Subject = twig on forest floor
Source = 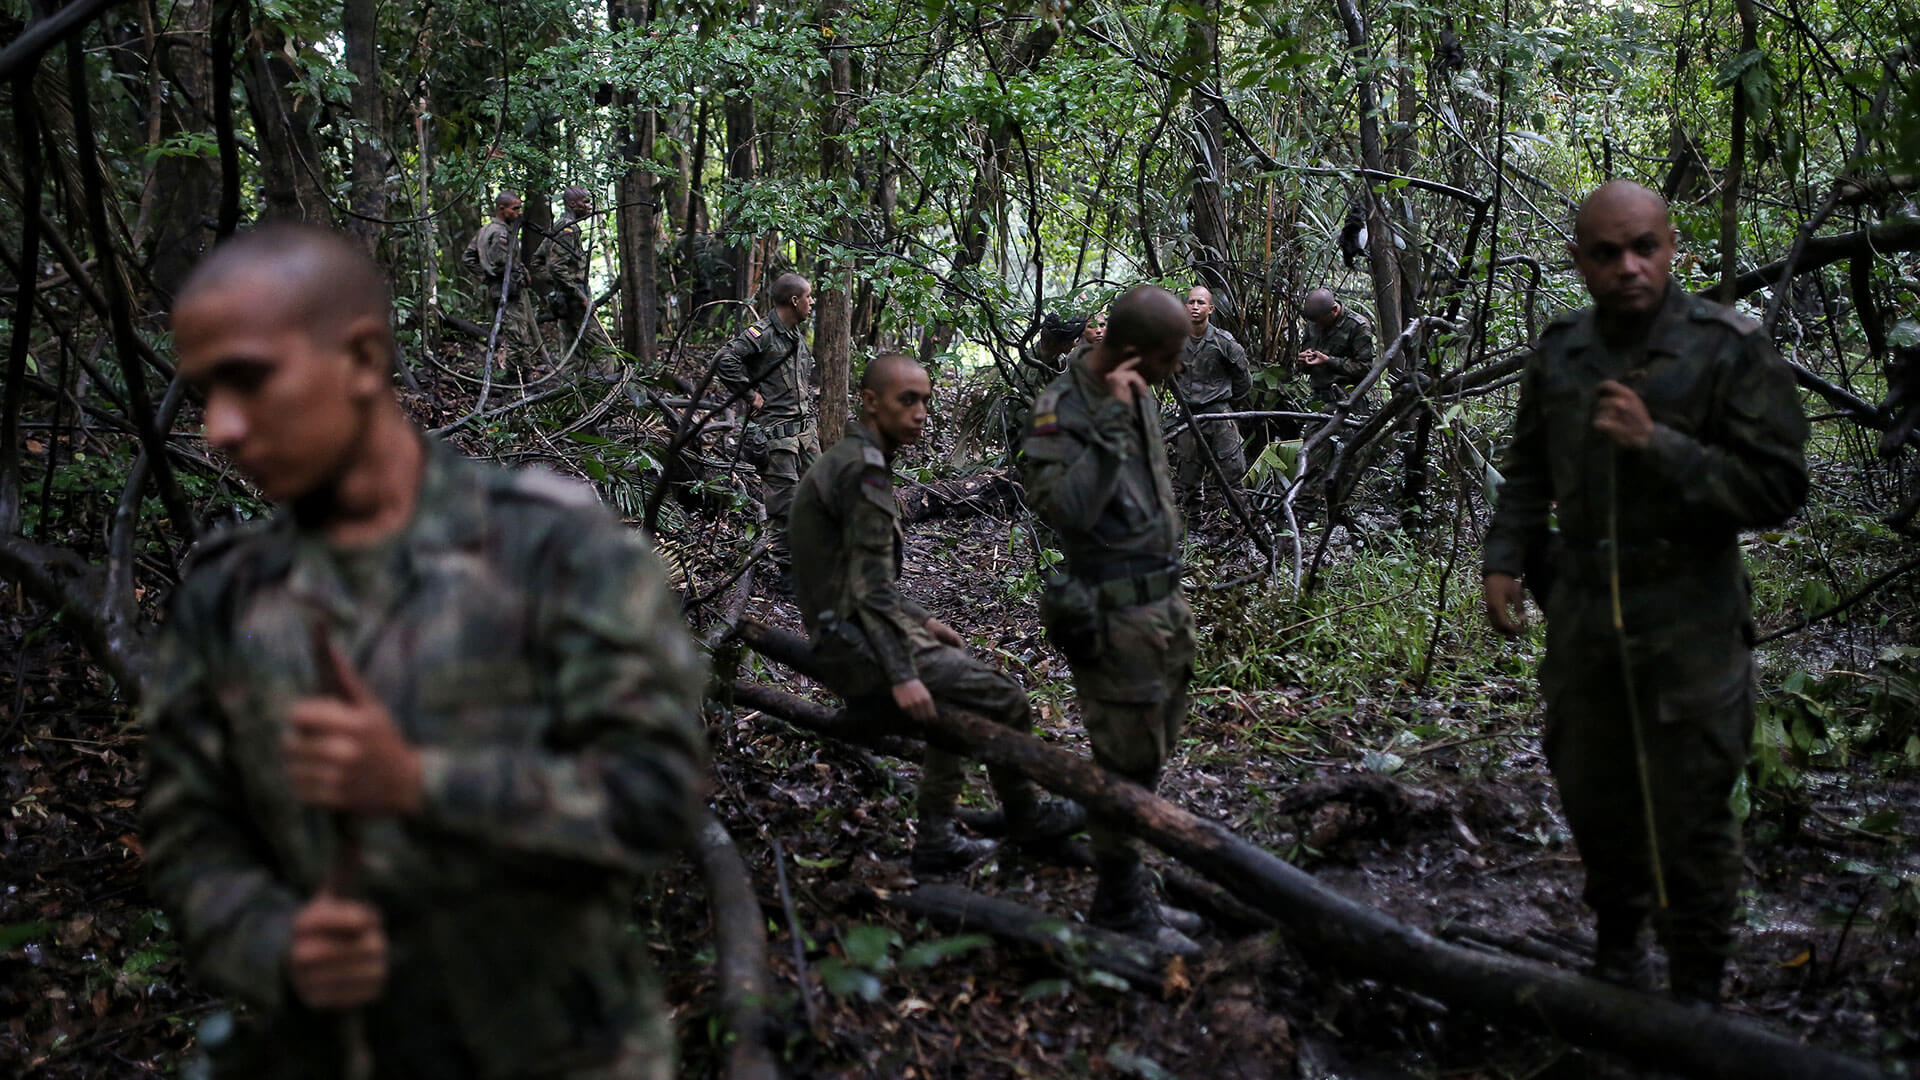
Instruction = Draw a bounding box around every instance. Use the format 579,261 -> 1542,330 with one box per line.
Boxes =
770,838 -> 820,1034
1754,552 -> 1920,645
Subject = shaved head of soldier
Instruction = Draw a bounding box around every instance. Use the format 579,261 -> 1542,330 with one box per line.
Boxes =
859,352 -> 932,454
562,186 -> 593,215
770,273 -> 814,327
1568,180 -> 1676,321
494,191 -> 523,223
174,225 -> 416,512
1185,286 -> 1216,334
1302,289 -> 1339,325
1098,285 -> 1188,386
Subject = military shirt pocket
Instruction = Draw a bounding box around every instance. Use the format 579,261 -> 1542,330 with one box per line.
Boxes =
1655,651 -> 1753,726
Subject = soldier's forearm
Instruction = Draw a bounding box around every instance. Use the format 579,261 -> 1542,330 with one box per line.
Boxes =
1032,447 -> 1125,534
1641,424 -> 1809,530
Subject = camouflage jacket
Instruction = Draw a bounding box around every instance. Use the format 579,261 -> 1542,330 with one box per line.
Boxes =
1302,309 -> 1375,393
1174,323 -> 1251,408
1484,283 -> 1809,638
713,312 -> 815,426
788,423 -> 932,688
1022,346 -> 1184,577
140,441 -> 708,1078
462,220 -> 518,287
531,212 -> 592,294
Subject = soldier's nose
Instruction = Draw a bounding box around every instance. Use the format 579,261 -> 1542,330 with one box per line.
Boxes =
202,396 -> 248,451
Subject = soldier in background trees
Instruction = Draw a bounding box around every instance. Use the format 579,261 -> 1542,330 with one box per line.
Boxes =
1170,285 -> 1252,522
530,185 -> 618,375
713,273 -> 821,584
461,191 -> 543,371
1298,288 -> 1376,406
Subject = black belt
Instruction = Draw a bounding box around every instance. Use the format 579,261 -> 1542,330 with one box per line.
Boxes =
1071,557 -> 1181,608
761,417 -> 813,439
1552,537 -> 1733,587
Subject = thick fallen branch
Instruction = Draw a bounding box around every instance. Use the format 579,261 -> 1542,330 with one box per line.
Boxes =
873,883 -> 1165,988
693,813 -> 779,1080
1704,217 -> 1920,302
726,619 -> 1885,1080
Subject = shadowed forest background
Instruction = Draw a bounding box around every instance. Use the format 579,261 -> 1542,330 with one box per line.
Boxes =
2,0 -> 1919,1075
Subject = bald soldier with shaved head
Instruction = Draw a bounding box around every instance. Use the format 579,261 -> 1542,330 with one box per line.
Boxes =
1022,285 -> 1206,955
143,224 -> 707,1077
1483,180 -> 1809,1003
789,353 -> 1084,871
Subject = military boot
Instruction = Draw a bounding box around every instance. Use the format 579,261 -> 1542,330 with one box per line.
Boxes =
1590,909 -> 1653,991
1667,949 -> 1726,1006
911,816 -> 995,875
1090,857 -> 1201,957
997,780 -> 1087,850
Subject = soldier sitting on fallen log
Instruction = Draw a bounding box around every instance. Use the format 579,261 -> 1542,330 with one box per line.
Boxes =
787,352 -> 1085,873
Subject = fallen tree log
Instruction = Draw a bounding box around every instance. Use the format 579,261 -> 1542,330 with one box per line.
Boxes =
692,812 -> 780,1080
725,618 -> 1886,1080
872,883 -> 1166,989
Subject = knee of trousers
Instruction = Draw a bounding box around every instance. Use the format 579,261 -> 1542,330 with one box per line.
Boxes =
1082,698 -> 1170,783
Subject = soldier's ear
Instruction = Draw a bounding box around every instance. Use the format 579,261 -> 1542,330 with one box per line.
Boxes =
340,315 -> 396,395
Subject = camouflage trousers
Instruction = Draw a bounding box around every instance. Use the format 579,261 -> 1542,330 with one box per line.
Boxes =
1541,586 -> 1755,964
488,291 -> 544,370
761,423 -> 820,565
1171,402 -> 1246,515
1068,592 -> 1195,863
830,641 -> 1039,823
555,287 -> 617,367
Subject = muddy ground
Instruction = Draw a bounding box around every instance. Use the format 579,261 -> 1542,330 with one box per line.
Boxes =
4,355 -> 1917,1078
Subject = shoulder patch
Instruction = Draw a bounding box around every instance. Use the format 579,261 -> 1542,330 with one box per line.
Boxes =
1214,326 -> 1239,345
860,445 -> 887,469
1689,301 -> 1761,336
746,325 -> 762,339
503,466 -> 602,510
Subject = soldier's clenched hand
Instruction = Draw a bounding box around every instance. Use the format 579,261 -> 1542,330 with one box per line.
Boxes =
1483,572 -> 1528,636
283,642 -> 424,816
924,618 -> 965,649
1300,349 -> 1328,367
1104,356 -> 1149,405
288,895 -> 388,1010
891,678 -> 938,724
1592,380 -> 1654,449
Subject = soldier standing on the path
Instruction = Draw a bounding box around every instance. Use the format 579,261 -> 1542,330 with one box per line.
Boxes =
713,273 -> 819,582
1170,286 -> 1252,520
1021,285 -> 1206,956
530,185 -> 617,372
462,191 -> 543,371
1299,288 -> 1375,405
1483,180 -> 1809,1004
789,353 -> 1085,872
144,225 -> 708,1078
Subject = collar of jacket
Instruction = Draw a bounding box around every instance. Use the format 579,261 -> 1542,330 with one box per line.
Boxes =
1560,281 -> 1694,366
278,437 -> 489,615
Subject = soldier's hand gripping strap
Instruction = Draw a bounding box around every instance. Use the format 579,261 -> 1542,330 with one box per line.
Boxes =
1039,572 -> 1104,664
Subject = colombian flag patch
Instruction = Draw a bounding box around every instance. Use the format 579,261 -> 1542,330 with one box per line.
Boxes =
746,326 -> 762,339
1031,411 -> 1059,435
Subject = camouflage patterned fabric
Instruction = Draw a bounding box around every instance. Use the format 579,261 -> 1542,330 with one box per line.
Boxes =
531,211 -> 616,356
141,441 -> 708,1079
1170,324 -> 1251,514
1485,282 -> 1809,973
788,422 -> 1043,823
463,219 -> 541,369
1301,308 -> 1375,403
1021,350 -> 1194,864
714,312 -> 819,561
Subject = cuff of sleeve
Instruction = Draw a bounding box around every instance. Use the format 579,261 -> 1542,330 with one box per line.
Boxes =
1641,423 -> 1699,474
1482,540 -> 1527,580
414,746 -> 467,834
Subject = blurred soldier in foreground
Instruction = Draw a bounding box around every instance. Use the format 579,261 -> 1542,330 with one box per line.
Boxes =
714,273 -> 819,582
143,225 -> 708,1077
789,353 -> 1084,872
462,190 -> 542,371
1022,286 -> 1204,956
1483,180 -> 1808,1003
1299,288 -> 1375,405
530,185 -> 618,373
1170,286 -> 1252,520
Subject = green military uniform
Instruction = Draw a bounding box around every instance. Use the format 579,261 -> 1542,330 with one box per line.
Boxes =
1302,308 -> 1375,404
1022,347 -> 1196,927
714,312 -> 819,565
789,423 -> 1049,851
530,211 -> 617,361
141,442 -> 708,1079
1170,323 -> 1251,514
462,219 -> 543,370
1485,282 -> 1808,996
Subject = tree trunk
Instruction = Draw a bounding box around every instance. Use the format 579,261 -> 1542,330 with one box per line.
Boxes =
1715,0 -> 1756,304
342,0 -> 386,256
1185,3 -> 1234,324
145,0 -> 217,308
814,0 -> 854,448
1334,0 -> 1403,338
240,20 -> 329,223
723,93 -> 759,308
611,0 -> 658,362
